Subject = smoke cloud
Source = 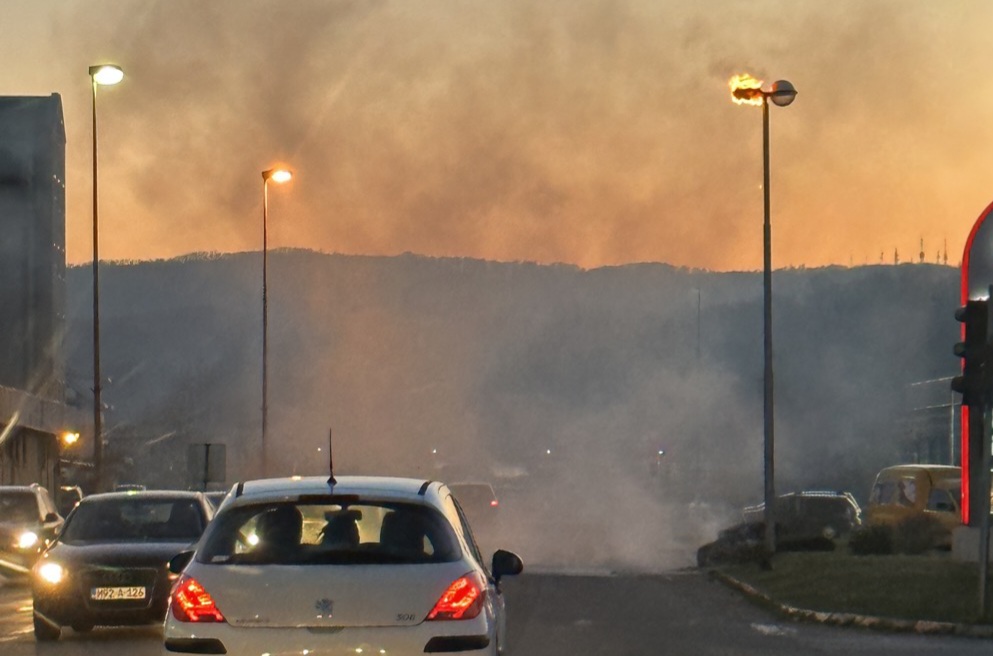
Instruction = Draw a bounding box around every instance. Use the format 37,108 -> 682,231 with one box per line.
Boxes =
4,0 -> 991,270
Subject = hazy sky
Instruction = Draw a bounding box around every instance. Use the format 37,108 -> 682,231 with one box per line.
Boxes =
4,0 -> 992,271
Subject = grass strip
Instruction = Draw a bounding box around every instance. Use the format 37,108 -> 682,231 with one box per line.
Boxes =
722,551 -> 993,625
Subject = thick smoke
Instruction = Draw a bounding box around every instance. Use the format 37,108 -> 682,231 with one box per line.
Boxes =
68,254 -> 957,572
2,0 -> 985,270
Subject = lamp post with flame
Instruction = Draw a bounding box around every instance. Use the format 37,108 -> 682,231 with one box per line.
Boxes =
729,74 -> 797,558
261,167 -> 292,477
88,64 -> 124,493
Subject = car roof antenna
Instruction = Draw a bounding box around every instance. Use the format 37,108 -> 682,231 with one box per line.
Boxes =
327,427 -> 337,487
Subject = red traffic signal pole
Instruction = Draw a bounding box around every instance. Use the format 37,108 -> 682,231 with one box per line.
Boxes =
959,203 -> 993,618
959,199 -> 993,526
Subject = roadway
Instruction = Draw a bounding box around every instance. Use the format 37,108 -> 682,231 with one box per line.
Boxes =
0,570 -> 989,655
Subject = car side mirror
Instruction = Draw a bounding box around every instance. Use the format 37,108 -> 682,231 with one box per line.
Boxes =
491,549 -> 523,582
43,512 -> 60,524
169,550 -> 195,574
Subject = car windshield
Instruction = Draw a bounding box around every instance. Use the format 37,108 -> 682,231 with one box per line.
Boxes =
199,500 -> 460,566
60,497 -> 205,544
0,492 -> 39,524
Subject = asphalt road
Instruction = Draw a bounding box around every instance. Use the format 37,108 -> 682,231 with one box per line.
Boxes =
1,569 -> 991,655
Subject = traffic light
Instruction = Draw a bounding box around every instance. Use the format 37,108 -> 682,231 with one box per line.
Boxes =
951,299 -> 990,405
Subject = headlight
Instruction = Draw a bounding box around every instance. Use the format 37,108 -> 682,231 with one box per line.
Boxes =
37,562 -> 64,585
17,531 -> 38,549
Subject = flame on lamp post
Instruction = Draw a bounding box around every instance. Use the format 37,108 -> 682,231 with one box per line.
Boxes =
729,73 -> 764,106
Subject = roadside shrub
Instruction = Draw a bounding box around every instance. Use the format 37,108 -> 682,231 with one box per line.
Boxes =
696,522 -> 767,567
848,524 -> 893,555
893,514 -> 947,555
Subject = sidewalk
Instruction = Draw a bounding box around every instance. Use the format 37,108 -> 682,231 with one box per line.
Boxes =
713,569 -> 993,638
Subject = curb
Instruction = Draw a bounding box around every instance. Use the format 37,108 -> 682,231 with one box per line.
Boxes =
711,569 -> 993,638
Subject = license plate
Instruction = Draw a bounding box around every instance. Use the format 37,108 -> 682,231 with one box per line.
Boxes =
91,586 -> 146,600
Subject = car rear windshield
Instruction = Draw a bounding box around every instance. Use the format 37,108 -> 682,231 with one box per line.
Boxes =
0,492 -> 39,524
60,498 -> 205,544
198,499 -> 461,566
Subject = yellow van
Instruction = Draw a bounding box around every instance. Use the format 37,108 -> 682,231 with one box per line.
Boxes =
865,464 -> 961,546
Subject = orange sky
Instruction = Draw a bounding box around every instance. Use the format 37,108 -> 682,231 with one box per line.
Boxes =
4,0 -> 993,271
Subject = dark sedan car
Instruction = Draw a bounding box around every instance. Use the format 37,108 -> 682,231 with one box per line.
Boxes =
31,490 -> 213,641
698,491 -> 863,567
742,490 -> 863,542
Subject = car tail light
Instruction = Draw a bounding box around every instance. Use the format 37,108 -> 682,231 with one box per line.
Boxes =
426,572 -> 486,620
171,576 -> 225,623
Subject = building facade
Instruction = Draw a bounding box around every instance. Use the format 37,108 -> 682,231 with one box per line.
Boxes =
0,94 -> 88,492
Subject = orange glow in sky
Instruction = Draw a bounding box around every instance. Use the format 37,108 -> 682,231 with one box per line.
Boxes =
3,0 -> 993,271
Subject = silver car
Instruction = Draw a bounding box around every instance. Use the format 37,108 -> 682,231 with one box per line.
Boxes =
163,475 -> 523,655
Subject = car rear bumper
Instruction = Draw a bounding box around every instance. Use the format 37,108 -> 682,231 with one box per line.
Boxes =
163,619 -> 496,655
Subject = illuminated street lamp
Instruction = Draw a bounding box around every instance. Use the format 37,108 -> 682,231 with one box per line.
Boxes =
261,167 -> 293,477
88,63 -> 124,493
61,431 -> 80,447
729,74 -> 797,558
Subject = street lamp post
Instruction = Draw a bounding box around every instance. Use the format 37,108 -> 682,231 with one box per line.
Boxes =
261,168 -> 292,478
88,64 -> 124,493
730,75 -> 797,559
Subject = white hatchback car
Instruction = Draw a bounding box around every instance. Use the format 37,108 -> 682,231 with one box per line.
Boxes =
163,475 -> 523,655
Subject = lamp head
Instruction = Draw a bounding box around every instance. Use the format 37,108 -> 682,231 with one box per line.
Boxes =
768,80 -> 797,107
89,65 -> 124,86
262,168 -> 293,184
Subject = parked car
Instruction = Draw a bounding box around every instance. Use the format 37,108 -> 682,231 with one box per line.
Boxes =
163,475 -> 524,656
864,464 -> 961,548
31,490 -> 214,641
0,484 -> 64,577
699,490 -> 863,567
743,490 -> 863,542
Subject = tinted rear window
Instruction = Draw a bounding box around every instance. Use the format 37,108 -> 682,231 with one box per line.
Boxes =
198,499 -> 460,565
61,498 -> 205,543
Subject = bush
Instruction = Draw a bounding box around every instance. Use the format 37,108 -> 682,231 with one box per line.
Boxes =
848,524 -> 893,555
893,514 -> 948,555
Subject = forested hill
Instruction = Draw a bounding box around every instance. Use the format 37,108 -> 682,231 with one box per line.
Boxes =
65,251 -> 959,505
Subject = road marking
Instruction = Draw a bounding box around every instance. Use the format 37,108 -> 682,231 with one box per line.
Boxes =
750,623 -> 796,637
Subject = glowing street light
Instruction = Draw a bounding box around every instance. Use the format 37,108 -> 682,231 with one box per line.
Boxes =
261,167 -> 293,477
267,169 -> 292,184
61,431 -> 80,446
90,65 -> 124,86
729,73 -> 797,559
88,63 -> 124,493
